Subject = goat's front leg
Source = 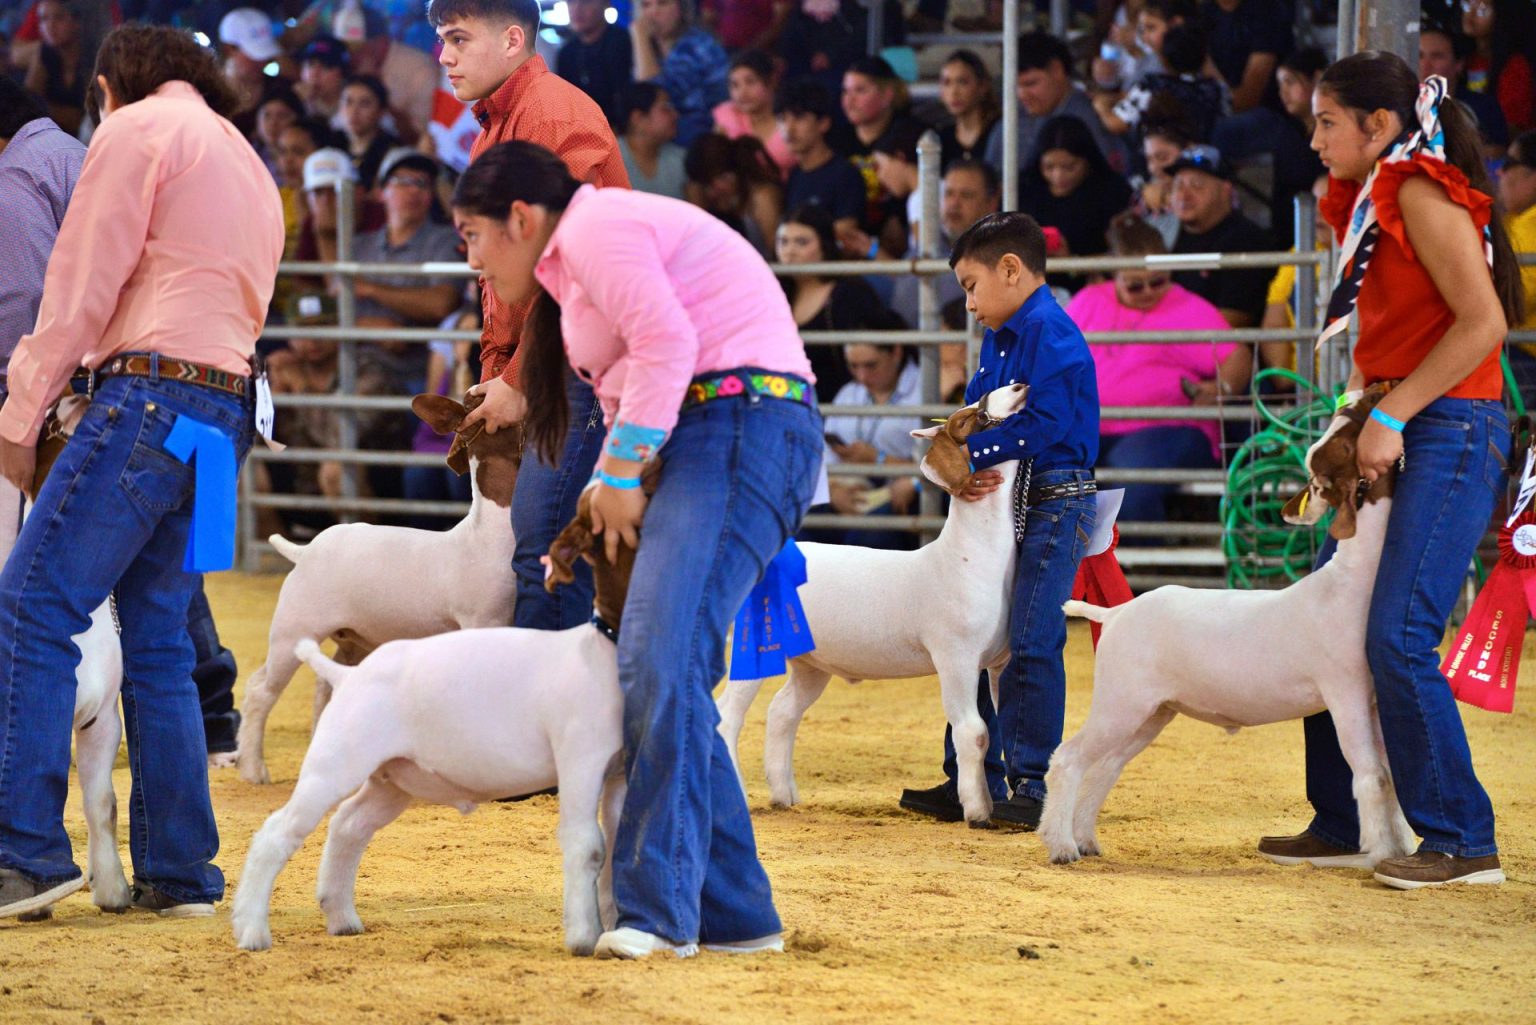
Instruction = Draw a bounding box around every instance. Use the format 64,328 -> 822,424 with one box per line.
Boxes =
1329,686 -> 1417,863
237,652 -> 300,784
937,659 -> 993,827
714,674 -> 768,789
762,663 -> 831,808
316,777 -> 412,938
76,710 -> 130,912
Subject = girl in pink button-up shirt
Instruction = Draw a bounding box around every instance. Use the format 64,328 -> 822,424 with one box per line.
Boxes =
454,140 -> 820,958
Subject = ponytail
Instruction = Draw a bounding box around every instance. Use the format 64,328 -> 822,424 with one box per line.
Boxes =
517,291 -> 570,466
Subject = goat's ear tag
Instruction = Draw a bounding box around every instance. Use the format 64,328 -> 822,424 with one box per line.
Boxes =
1297,491 -> 1308,516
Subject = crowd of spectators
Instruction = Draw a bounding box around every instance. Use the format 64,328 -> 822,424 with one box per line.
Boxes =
7,0 -> 1536,544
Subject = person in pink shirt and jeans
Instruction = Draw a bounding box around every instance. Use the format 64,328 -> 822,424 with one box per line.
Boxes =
0,25 -> 283,922
1065,212 -> 1250,531
453,141 -> 821,960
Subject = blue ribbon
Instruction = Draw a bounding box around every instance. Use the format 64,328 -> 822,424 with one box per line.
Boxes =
162,414 -> 237,573
730,540 -> 816,680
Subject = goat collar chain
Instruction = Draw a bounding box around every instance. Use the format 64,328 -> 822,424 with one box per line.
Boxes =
590,613 -> 619,643
1011,458 -> 1034,545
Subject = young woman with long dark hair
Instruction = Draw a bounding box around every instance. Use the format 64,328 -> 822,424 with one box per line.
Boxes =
1258,51 -> 1523,889
0,24 -> 283,919
453,140 -> 820,957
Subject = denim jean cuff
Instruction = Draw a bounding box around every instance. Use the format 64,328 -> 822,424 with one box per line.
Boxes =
1305,816 -> 1360,851
1418,839 -> 1499,859
0,859 -> 82,888
139,877 -> 222,905
1014,779 -> 1047,802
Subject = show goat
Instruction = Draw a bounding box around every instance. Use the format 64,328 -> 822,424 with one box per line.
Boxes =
716,384 -> 1028,826
236,394 -> 521,784
1040,385 -> 1416,866
231,475 -> 649,954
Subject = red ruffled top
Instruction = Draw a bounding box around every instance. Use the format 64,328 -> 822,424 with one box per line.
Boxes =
1319,154 -> 1502,400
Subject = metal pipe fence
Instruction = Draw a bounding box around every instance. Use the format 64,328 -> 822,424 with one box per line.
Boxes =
242,173 -> 1337,585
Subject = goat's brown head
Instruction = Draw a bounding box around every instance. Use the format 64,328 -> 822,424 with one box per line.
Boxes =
1281,383 -> 1398,540
32,394 -> 92,498
542,460 -> 664,633
909,383 -> 1029,496
411,392 -> 524,508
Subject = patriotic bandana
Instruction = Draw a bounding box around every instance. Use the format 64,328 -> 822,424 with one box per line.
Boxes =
1316,75 -> 1494,351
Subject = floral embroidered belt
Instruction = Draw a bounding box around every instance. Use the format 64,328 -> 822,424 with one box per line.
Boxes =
683,368 -> 814,411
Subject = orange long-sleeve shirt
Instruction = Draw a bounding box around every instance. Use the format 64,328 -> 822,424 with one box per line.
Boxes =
468,55 -> 630,386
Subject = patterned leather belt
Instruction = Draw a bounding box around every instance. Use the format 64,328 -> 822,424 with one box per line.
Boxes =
1027,480 -> 1097,505
95,354 -> 249,398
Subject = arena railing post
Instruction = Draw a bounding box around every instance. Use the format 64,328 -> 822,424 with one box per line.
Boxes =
334,177 -> 360,523
917,129 -> 944,544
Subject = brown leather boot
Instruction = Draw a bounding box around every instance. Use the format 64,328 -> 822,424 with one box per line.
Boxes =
1373,851 -> 1504,889
1257,830 -> 1374,869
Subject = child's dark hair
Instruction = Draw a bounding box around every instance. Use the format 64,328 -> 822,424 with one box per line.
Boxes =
614,80 -> 665,133
782,203 -> 841,263
1016,30 -> 1073,75
776,76 -> 835,119
342,74 -> 389,109
1160,23 -> 1206,76
452,141 -> 581,461
427,0 -> 541,31
948,211 -> 1047,276
730,49 -> 776,85
1318,50 -> 1524,326
285,115 -> 340,150
944,157 -> 1000,197
1279,46 -> 1328,78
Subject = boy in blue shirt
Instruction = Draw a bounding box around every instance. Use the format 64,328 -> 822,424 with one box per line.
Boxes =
900,211 -> 1100,828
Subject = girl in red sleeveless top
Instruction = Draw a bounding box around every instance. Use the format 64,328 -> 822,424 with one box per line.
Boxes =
1256,51 -> 1526,889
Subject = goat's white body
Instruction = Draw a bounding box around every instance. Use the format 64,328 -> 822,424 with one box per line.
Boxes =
237,468 -> 517,783
716,461 -> 1018,825
231,625 -> 625,954
1041,498 -> 1416,864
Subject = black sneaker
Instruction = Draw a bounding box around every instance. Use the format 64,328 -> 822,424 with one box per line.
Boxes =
130,881 -> 214,918
990,792 -> 1043,831
0,868 -> 84,920
898,780 -> 964,822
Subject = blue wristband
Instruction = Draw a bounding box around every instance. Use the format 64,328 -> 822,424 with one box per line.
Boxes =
1369,408 -> 1405,432
866,238 -> 880,260
594,468 -> 643,490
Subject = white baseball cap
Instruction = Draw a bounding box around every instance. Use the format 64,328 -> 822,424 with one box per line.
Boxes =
303,148 -> 358,191
219,8 -> 282,62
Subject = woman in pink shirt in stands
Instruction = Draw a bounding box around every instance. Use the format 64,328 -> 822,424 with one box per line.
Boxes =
0,25 -> 283,922
1065,212 -> 1249,531
453,141 -> 820,960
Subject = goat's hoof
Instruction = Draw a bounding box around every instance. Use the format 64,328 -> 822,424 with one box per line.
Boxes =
326,916 -> 364,937
566,932 -> 600,957
207,750 -> 238,770
91,878 -> 132,912
1044,840 -> 1081,864
1077,840 -> 1102,858
967,818 -> 996,830
17,906 -> 53,922
238,761 -> 271,785
232,918 -> 274,951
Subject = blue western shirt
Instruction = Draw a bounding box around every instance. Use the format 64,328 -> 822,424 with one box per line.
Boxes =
962,284 -> 1099,472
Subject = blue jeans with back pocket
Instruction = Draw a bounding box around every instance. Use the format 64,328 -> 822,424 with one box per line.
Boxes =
1302,397 -> 1507,857
0,374 -> 251,901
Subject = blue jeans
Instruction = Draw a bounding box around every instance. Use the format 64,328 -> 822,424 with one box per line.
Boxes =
0,375 -> 252,900
1302,398 -> 1506,858
940,468 -> 1096,800
1098,426 -> 1216,533
511,373 -> 606,630
613,391 -> 821,944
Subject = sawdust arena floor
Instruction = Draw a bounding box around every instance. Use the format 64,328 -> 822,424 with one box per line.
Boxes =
2,571 -> 1533,1025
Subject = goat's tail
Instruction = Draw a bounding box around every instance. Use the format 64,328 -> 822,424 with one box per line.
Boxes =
269,535 -> 307,564
294,638 -> 353,690
1062,600 -> 1116,624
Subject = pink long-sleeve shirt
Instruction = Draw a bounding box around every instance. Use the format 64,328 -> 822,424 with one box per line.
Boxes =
0,81 -> 284,445
533,185 -> 812,451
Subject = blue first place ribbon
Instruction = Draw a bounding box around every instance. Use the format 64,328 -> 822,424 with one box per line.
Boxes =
162,414 -> 238,573
730,540 -> 817,681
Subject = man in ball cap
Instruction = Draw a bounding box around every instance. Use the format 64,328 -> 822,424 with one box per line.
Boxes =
1166,143 -> 1275,328
298,33 -> 351,124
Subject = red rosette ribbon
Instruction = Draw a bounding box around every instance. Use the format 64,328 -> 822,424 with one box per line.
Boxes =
1071,525 -> 1133,649
1440,510 -> 1536,713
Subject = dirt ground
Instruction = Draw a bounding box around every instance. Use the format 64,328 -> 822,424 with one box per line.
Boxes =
2,570 -> 1533,1025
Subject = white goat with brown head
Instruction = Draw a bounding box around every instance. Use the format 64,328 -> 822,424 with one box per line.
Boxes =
716,384 -> 1028,827
1041,385 -> 1417,867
